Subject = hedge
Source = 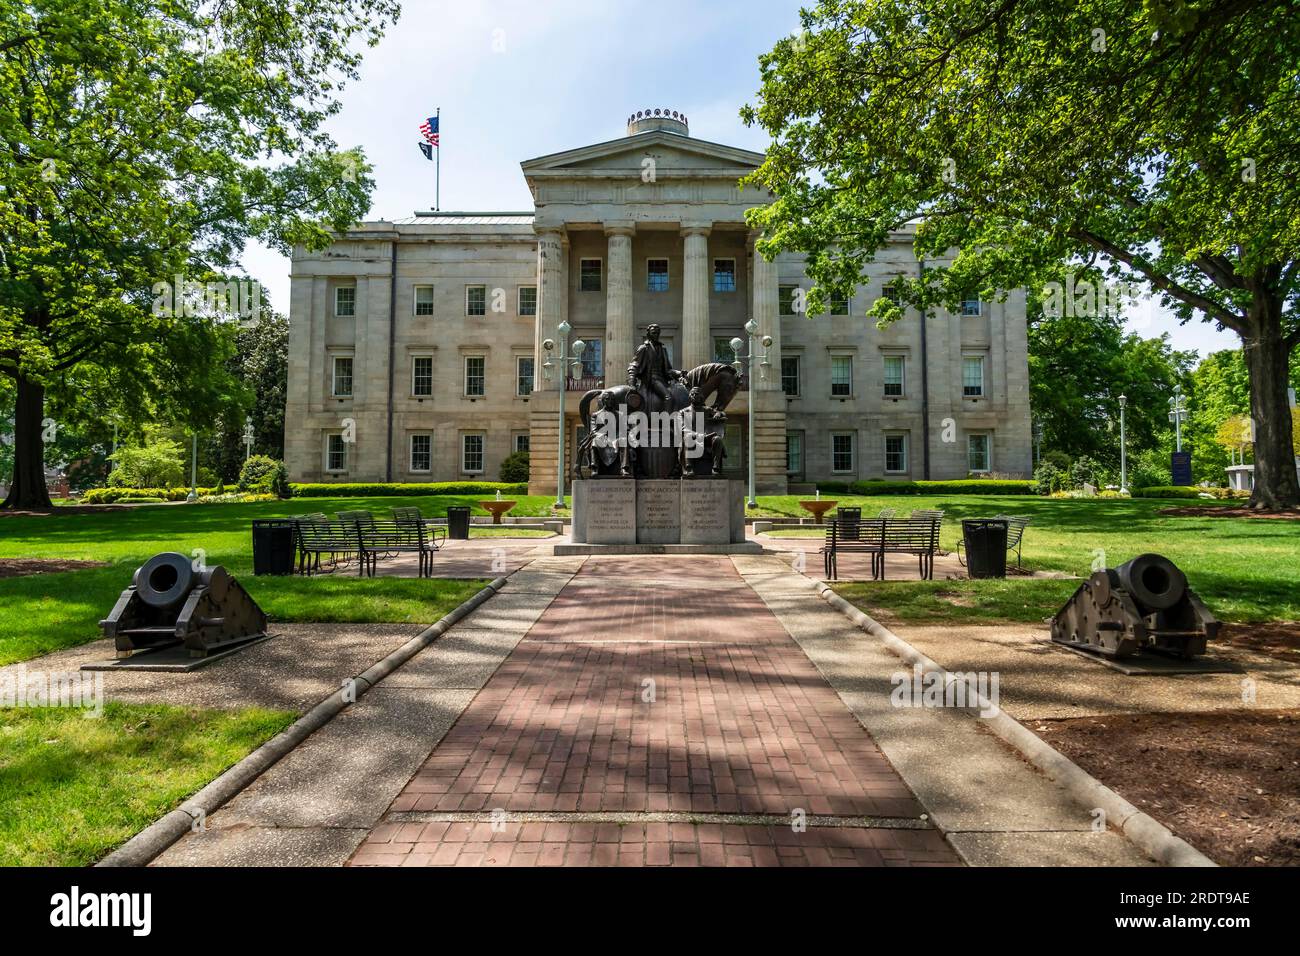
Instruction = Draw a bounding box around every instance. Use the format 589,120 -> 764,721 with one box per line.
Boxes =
289,481 -> 529,498
814,479 -> 1037,496
81,486 -> 218,504
1133,486 -> 1248,499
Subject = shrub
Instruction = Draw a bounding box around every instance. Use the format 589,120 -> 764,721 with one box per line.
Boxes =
814,482 -> 852,494
499,450 -> 530,484
238,455 -> 289,497
1133,486 -> 1247,499
1042,450 -> 1071,471
289,481 -> 528,498
1068,455 -> 1110,490
1032,461 -> 1068,494
845,479 -> 1037,495
107,436 -> 185,488
81,486 -> 217,504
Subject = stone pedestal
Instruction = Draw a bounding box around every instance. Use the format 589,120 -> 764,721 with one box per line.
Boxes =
567,478 -> 755,553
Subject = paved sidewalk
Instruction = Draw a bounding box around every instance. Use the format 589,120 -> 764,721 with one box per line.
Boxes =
350,556 -> 958,866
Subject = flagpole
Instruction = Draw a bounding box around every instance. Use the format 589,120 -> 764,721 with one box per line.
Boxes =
435,107 -> 441,211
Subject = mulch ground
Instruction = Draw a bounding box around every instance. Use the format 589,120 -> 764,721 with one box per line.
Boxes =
0,558 -> 110,579
1219,622 -> 1300,664
1034,709 -> 1300,866
1157,505 -> 1300,519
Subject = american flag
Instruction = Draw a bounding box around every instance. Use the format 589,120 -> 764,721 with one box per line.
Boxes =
419,116 -> 439,147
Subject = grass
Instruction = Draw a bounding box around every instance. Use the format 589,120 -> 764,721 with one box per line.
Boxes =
833,578 -> 1082,625
760,494 -> 1300,623
0,702 -> 295,866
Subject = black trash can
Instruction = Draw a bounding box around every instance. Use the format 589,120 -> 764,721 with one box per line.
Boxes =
446,506 -> 471,540
962,519 -> 1008,579
252,519 -> 297,575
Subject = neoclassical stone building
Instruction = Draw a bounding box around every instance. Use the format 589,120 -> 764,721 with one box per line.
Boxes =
284,111 -> 1032,493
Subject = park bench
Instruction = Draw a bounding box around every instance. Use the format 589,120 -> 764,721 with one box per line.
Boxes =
822,516 -> 941,581
390,506 -> 448,548
356,519 -> 440,578
295,518 -> 363,575
956,514 -> 1031,571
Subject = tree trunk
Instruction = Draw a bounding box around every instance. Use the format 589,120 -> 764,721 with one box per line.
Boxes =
1,375 -> 52,510
1243,300 -> 1300,510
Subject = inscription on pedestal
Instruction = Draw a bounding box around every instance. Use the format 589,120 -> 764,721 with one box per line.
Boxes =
636,480 -> 681,544
681,480 -> 732,544
585,480 -> 637,545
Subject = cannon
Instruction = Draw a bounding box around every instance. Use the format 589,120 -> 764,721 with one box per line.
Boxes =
100,552 -> 268,659
1050,553 -> 1219,659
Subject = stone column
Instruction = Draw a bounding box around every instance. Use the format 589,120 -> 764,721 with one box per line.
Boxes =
749,234 -> 789,494
530,227 -> 565,495
534,227 -> 565,378
604,222 -> 635,384
680,223 -> 712,370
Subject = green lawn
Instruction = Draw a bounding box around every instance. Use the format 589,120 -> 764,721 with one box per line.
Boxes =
833,578 -> 1082,625
760,494 -> 1300,623
0,702 -> 295,866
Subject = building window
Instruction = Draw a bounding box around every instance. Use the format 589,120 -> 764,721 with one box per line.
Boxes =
830,355 -> 853,397
713,336 -> 738,364
968,433 -> 991,473
334,286 -> 356,317
410,434 -> 431,472
961,297 -> 982,316
883,355 -> 905,397
514,433 -> 530,453
829,292 -> 850,315
779,284 -> 801,315
781,356 -> 800,396
831,433 -> 854,473
647,258 -> 669,292
465,285 -> 486,316
885,433 -> 908,474
462,434 -> 484,473
413,285 -> 434,316
331,356 -> 353,398
518,285 -> 537,316
464,355 -> 485,396
326,433 -> 347,472
517,356 -> 534,396
580,258 -> 602,292
962,355 -> 985,397
786,432 -> 803,475
579,338 -> 602,378
713,259 -> 736,292
411,356 -> 433,397
883,279 -> 904,306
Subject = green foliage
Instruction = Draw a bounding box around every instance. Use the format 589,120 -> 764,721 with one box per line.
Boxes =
1032,461 -> 1068,495
105,431 -> 186,488
1068,456 -> 1111,490
200,312 -> 290,480
238,455 -> 289,497
845,479 -> 1036,496
1134,486 -> 1247,499
290,482 -> 529,498
742,0 -> 1300,505
498,450 -> 530,484
81,486 -> 218,503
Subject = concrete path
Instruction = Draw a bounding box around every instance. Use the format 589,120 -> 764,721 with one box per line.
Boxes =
731,555 -> 1152,866
349,556 -> 957,866
152,556 -> 585,866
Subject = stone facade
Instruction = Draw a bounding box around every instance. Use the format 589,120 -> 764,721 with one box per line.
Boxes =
284,111 -> 1033,493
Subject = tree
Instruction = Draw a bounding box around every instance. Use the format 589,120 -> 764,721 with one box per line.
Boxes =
0,0 -> 396,508
200,309 -> 289,481
742,0 -> 1300,508
107,428 -> 186,488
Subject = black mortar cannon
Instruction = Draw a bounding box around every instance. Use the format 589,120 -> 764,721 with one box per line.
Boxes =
100,552 -> 268,658
1050,553 -> 1218,659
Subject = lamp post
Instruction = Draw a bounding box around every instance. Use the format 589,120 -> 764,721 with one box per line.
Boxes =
186,432 -> 198,502
243,415 -> 255,461
1032,418 -> 1043,466
730,318 -> 772,508
1118,394 -> 1128,494
541,319 -> 585,510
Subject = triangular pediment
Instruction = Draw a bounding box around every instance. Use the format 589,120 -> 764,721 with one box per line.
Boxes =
521,131 -> 765,177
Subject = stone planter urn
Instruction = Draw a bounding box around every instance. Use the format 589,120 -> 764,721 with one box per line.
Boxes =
478,500 -> 517,524
798,499 -> 837,523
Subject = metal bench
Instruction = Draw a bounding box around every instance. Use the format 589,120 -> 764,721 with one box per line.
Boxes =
295,518 -> 363,575
357,519 -> 440,578
822,516 -> 941,581
390,506 -> 448,549
956,514 -> 1031,570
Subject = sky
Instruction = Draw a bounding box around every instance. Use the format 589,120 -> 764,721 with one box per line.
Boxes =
240,0 -> 1239,359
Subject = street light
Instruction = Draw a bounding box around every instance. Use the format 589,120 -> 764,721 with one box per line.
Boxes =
730,318 -> 773,508
541,319 -> 585,510
1168,384 -> 1188,452
243,415 -> 255,461
186,431 -> 198,502
1118,394 -> 1128,494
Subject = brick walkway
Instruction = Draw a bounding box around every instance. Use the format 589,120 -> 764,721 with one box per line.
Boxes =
349,556 -> 959,866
